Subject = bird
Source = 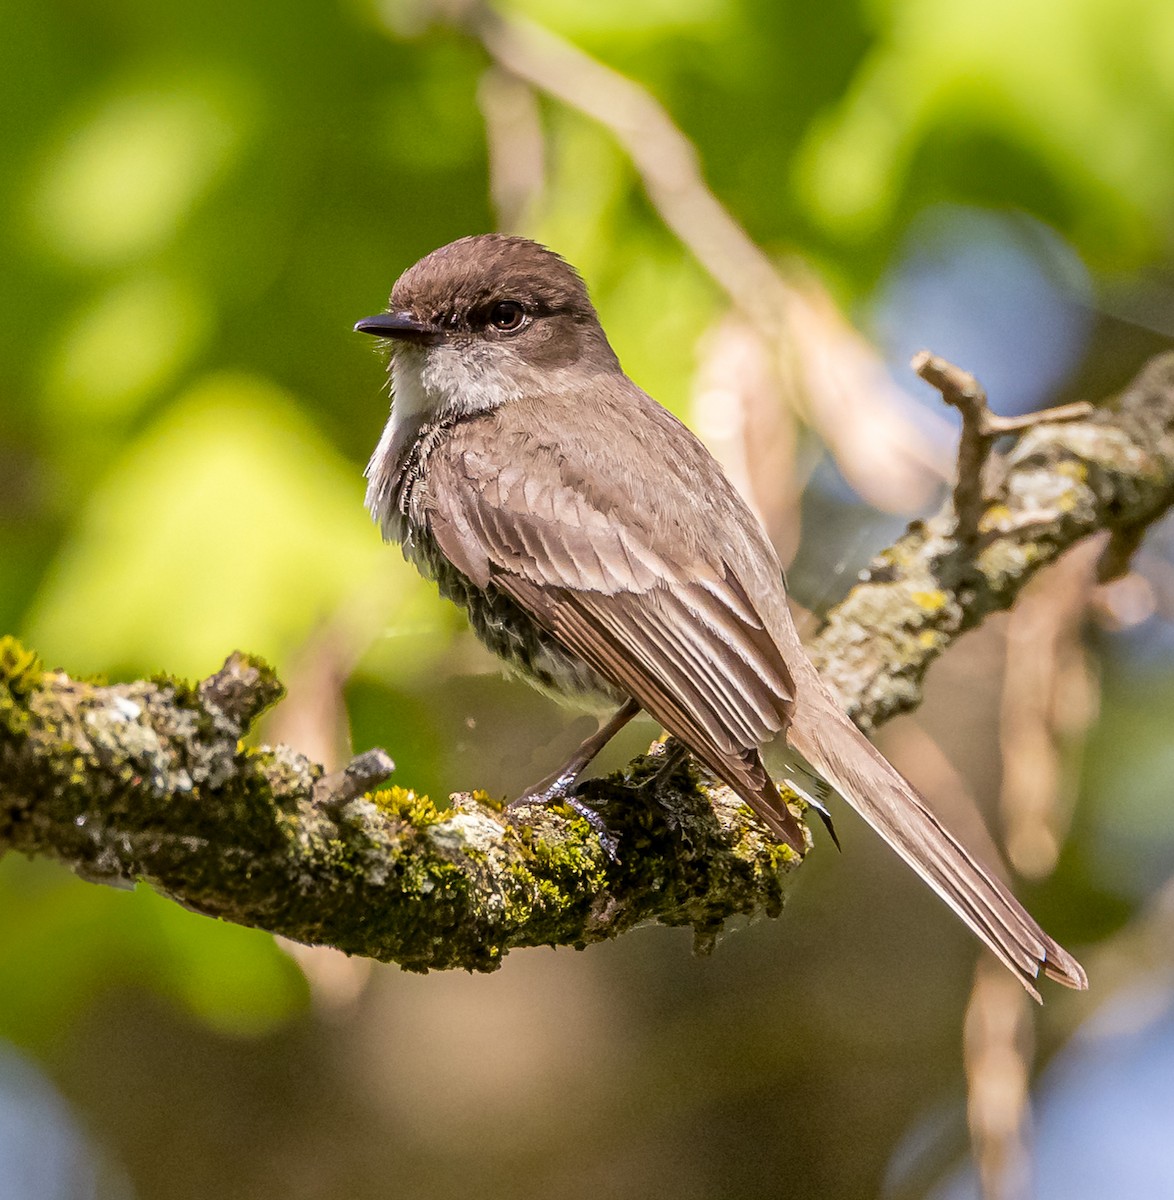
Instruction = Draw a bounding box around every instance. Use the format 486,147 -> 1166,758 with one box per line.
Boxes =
355,233 -> 1087,1000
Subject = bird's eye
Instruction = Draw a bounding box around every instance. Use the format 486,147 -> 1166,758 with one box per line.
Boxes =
488,300 -> 526,332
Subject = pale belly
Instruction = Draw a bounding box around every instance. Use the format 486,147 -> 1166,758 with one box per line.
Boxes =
409,528 -> 627,710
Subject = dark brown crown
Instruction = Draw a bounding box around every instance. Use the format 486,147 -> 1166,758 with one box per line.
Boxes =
390,235 -> 597,325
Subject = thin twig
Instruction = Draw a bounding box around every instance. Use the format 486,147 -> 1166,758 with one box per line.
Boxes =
1096,522 -> 1148,583
998,546 -> 1097,879
459,4 -> 949,510
913,351 -> 1095,543
313,748 -> 396,814
467,7 -> 788,330
477,65 -> 546,232
965,959 -> 1035,1200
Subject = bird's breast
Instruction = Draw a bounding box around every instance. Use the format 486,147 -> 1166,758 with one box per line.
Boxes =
395,429 -> 622,709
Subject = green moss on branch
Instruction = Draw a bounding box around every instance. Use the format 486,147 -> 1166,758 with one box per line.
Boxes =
0,639 -> 793,970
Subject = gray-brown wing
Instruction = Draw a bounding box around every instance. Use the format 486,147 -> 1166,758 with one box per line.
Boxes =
496,572 -> 805,848
418,411 -> 796,758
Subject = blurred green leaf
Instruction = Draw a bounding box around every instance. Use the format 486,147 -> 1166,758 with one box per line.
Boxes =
793,0 -> 1174,266
0,857 -> 306,1049
28,67 -> 256,268
24,372 -> 385,678
43,274 -> 213,425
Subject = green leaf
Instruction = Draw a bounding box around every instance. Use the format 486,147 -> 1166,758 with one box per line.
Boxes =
24,371 -> 397,678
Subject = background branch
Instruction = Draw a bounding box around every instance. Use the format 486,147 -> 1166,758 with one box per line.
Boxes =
465,2 -> 952,512
3,353 -> 1174,971
811,351 -> 1174,731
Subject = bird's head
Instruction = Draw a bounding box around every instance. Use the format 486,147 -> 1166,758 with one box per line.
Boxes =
355,234 -> 620,425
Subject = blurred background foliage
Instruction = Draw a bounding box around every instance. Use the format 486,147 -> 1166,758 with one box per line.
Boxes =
2,0 -> 1174,1197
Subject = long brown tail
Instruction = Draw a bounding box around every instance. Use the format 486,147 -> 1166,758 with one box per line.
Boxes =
779,678 -> 1088,1001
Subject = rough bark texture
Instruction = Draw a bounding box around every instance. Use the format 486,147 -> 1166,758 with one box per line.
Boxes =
811,353 -> 1174,731
2,353 -> 1173,971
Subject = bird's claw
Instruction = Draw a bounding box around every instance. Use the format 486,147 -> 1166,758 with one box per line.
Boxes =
506,782 -> 621,863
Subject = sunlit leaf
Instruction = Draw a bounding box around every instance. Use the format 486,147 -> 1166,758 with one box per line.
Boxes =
25,372 -> 389,678
29,68 -> 255,266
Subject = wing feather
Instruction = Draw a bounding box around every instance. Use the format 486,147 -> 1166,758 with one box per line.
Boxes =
422,417 -> 794,756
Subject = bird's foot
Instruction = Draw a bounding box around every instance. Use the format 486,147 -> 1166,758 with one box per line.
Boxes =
633,739 -> 701,836
506,775 -> 620,862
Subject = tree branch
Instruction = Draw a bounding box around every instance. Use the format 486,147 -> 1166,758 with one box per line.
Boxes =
3,353 -> 1174,970
0,644 -> 794,971
811,352 -> 1174,731
911,351 -> 1094,544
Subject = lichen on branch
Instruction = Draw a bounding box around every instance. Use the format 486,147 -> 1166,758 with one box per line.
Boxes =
810,352 -> 1174,731
0,639 -> 794,971
2,352 -> 1174,971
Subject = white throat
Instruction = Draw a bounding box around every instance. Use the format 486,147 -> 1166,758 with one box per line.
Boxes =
395,341 -> 525,433
364,341 -> 524,536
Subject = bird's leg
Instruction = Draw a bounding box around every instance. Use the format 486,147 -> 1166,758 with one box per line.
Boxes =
508,699 -> 642,857
510,698 -> 642,808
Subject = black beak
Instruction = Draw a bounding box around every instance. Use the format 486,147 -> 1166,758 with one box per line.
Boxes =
353,311 -> 439,343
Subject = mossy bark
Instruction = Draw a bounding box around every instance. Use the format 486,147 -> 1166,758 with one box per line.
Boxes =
2,353 -> 1173,971
0,645 -> 795,970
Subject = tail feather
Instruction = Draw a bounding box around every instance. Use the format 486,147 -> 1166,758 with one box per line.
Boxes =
776,681 -> 1087,1000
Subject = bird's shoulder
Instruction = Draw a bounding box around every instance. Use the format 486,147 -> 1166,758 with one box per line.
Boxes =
417,374 -> 801,742
419,375 -> 779,594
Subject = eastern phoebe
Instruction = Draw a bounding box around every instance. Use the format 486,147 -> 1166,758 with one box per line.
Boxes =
356,234 -> 1086,999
